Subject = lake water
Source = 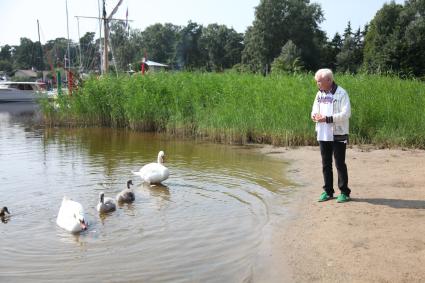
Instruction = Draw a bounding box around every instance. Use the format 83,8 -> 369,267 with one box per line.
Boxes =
0,103 -> 294,282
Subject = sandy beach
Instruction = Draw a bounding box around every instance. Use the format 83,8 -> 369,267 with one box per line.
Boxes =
260,145 -> 425,283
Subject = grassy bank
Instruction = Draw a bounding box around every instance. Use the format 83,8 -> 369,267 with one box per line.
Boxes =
41,72 -> 425,148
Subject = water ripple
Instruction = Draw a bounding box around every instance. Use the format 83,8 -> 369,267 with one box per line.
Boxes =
0,109 -> 291,282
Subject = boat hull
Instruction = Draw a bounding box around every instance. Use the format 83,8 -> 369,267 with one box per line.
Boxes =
0,82 -> 48,102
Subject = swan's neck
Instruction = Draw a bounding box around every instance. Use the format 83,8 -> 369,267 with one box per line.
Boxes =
157,156 -> 163,164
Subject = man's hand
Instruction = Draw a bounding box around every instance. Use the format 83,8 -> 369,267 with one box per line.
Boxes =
312,113 -> 327,123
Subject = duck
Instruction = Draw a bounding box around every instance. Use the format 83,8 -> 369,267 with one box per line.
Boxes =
96,192 -> 116,213
116,180 -> 135,203
56,197 -> 88,233
0,206 -> 10,217
132,151 -> 169,184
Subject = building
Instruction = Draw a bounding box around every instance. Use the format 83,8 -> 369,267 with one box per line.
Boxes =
14,69 -> 38,80
141,58 -> 169,72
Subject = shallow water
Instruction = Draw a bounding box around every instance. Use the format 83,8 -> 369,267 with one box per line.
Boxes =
0,103 -> 294,282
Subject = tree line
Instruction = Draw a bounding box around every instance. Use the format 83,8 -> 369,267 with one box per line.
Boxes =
1,0 -> 424,79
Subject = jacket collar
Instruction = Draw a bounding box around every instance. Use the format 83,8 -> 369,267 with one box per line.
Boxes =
320,82 -> 338,95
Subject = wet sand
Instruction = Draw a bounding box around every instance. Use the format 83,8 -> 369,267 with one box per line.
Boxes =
260,145 -> 425,283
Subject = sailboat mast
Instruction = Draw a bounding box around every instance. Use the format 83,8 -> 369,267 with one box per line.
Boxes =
37,19 -> 41,43
65,0 -> 71,70
98,0 -> 103,74
76,17 -> 82,71
37,19 -> 43,71
103,0 -> 109,73
102,0 -> 124,74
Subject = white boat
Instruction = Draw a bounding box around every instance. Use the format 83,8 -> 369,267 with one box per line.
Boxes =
0,81 -> 50,102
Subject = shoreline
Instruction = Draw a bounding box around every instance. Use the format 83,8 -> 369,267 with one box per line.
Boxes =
260,145 -> 425,282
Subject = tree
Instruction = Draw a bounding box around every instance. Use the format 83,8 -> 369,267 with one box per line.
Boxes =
271,40 -> 303,73
141,23 -> 180,66
0,45 -> 13,61
199,24 -> 244,71
363,2 -> 404,74
343,21 -> 352,40
222,28 -> 244,69
241,26 -> 267,73
336,37 -> 357,73
110,22 -> 135,71
397,0 -> 425,77
242,0 -> 324,73
79,32 -> 100,72
0,60 -> 13,74
14,38 -> 35,69
319,32 -> 342,70
336,23 -> 364,73
122,28 -> 144,71
0,44 -> 14,74
363,0 -> 425,77
44,37 -> 77,70
175,21 -> 205,70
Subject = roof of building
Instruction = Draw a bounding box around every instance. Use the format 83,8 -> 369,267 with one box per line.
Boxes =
144,60 -> 168,67
14,69 -> 38,77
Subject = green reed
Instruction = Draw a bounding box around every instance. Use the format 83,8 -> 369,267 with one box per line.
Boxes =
41,72 -> 425,148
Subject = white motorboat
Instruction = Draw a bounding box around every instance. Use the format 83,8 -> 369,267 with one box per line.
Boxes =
0,81 -> 50,102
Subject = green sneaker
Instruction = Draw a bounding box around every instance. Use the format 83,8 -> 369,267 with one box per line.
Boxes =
318,192 -> 333,202
336,193 -> 350,203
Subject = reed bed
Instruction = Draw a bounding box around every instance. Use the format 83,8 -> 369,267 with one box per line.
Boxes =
41,72 -> 425,148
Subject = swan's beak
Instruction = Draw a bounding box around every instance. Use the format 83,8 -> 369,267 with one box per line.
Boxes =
80,219 -> 88,230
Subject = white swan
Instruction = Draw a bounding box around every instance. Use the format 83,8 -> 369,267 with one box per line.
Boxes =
116,180 -> 135,203
56,197 -> 88,233
96,192 -> 116,213
132,151 -> 169,184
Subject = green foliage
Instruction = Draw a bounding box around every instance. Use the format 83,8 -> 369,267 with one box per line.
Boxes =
2,0 -> 425,81
320,33 -> 342,70
336,37 -> 358,73
363,2 -> 404,74
271,40 -> 304,74
336,23 -> 364,73
109,22 -> 137,72
41,72 -> 425,148
44,37 -> 77,69
363,0 -> 425,77
242,0 -> 324,73
79,32 -> 100,72
339,74 -> 425,147
0,60 -> 13,74
13,37 -> 44,70
175,21 -> 205,70
199,24 -> 244,71
0,45 -> 13,61
140,23 -> 181,66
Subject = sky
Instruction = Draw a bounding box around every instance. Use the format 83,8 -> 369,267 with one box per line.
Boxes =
0,0 -> 405,46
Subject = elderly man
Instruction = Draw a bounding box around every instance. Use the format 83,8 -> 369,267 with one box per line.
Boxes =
311,68 -> 351,203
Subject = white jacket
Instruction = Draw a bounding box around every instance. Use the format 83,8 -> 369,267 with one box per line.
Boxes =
311,85 -> 351,136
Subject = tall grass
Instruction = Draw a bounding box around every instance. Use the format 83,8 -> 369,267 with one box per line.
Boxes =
41,72 -> 425,148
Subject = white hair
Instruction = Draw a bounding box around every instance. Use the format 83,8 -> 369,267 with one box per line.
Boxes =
315,68 -> 334,82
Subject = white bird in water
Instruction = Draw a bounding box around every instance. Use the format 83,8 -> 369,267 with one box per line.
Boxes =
56,197 -> 88,233
132,151 -> 170,185
96,192 -> 116,213
116,180 -> 135,203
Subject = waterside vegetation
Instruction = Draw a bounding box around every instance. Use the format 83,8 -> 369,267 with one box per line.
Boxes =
41,72 -> 425,148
